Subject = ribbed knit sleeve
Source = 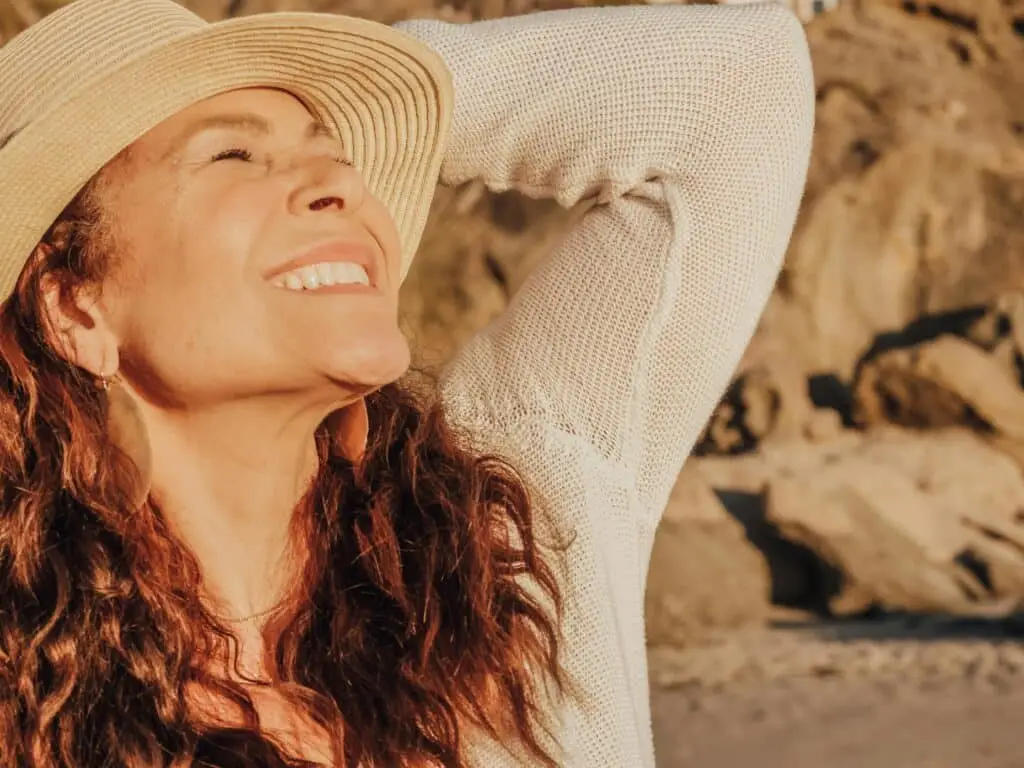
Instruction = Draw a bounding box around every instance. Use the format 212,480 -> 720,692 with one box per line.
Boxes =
397,2 -> 812,523
395,5 -> 813,765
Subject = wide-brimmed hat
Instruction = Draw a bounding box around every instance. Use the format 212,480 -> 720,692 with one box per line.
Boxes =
0,0 -> 454,301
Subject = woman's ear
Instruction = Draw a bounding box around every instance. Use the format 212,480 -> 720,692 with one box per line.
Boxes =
39,266 -> 119,378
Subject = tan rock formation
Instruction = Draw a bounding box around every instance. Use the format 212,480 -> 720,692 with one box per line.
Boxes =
645,466 -> 773,646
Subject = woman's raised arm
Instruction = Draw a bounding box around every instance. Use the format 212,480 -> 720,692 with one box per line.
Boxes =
396,4 -> 814,528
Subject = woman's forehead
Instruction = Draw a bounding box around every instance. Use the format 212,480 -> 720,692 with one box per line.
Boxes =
136,88 -> 323,156
85,88 -> 321,210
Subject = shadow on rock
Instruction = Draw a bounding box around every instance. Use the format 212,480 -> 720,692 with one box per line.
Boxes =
713,488 -> 844,615
774,611 -> 1024,644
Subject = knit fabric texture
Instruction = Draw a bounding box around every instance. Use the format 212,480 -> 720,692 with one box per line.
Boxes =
396,4 -> 814,765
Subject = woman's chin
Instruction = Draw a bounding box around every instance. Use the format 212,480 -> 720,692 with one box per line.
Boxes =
318,335 -> 412,392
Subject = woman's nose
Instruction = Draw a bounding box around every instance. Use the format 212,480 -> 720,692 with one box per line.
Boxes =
288,154 -> 365,216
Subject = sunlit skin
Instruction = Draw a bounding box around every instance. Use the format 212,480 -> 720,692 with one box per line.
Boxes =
44,87 -> 411,626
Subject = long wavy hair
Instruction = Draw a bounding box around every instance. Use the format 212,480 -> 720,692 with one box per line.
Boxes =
0,171 -> 574,767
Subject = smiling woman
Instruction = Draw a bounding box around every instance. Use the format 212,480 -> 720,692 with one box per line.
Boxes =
0,0 -> 813,767
1,88 -> 564,766
83,88 -> 411,415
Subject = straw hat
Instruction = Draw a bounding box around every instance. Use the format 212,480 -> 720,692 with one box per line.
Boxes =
0,0 -> 455,302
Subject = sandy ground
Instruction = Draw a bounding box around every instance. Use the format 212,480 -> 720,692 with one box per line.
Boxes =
649,615 -> 1024,768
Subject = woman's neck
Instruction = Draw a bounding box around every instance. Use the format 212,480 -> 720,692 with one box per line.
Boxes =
142,397 -> 327,620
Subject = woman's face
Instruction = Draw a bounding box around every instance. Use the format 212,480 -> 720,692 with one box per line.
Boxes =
90,87 -> 409,407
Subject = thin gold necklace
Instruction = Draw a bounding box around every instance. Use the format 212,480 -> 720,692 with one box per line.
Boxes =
219,604 -> 281,624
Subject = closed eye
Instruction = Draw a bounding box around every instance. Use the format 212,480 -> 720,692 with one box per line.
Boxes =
325,154 -> 355,167
212,148 -> 253,162
210,148 -> 353,167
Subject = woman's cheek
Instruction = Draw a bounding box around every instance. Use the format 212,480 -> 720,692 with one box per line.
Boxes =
192,189 -> 271,274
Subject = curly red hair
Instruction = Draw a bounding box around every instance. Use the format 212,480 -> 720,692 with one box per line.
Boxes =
0,177 -> 575,767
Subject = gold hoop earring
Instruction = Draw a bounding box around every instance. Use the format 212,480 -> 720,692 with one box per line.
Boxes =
98,371 -> 152,509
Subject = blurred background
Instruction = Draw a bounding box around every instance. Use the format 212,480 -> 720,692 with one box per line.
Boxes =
5,0 -> 1024,765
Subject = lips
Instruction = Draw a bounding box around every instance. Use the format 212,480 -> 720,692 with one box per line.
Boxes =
272,261 -> 371,291
264,239 -> 380,289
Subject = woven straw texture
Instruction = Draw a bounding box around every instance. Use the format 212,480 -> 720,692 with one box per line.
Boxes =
0,0 -> 453,299
396,3 -> 813,764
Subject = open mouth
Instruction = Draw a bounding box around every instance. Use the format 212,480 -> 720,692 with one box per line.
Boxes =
264,240 -> 380,293
270,261 -> 372,292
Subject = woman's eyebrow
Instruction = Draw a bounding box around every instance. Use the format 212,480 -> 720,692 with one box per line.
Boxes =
161,113 -> 336,159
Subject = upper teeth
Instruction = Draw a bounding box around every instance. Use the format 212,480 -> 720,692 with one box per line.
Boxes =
272,262 -> 370,291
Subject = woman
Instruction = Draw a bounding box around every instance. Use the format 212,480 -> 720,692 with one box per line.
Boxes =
0,0 -> 813,766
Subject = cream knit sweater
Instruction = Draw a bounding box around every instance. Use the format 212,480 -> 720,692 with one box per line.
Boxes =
395,4 -> 814,766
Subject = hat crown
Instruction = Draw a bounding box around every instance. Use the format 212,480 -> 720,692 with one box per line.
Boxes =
0,0 -> 205,148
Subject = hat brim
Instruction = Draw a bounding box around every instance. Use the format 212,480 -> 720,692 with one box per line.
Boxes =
0,12 -> 454,299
